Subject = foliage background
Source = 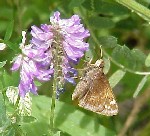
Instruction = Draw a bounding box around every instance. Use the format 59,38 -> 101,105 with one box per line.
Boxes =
1,0 -> 150,136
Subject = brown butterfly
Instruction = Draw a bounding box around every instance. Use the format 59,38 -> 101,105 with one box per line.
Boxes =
72,59 -> 118,116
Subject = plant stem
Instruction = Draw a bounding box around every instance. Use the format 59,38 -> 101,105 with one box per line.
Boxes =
16,0 -> 23,34
0,70 -> 6,103
115,0 -> 150,21
49,43 -> 58,135
49,81 -> 57,135
77,8 -> 150,76
0,70 -> 7,127
118,86 -> 150,136
88,23 -> 150,75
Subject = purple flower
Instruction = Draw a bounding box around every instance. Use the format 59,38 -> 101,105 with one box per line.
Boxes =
11,31 -> 53,97
31,11 -> 90,92
50,11 -> 90,62
12,11 -> 90,97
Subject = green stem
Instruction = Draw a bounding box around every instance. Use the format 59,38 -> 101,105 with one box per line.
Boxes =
0,70 -> 7,127
49,45 -> 58,135
1,70 -> 6,102
15,0 -> 22,34
115,0 -> 150,21
49,72 -> 58,135
94,29 -> 150,75
77,8 -> 150,76
49,82 -> 57,135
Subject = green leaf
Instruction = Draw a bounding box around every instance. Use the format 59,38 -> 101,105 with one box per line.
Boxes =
4,41 -> 19,51
18,116 -> 37,124
85,49 -> 93,61
12,123 -> 25,136
82,0 -> 129,16
0,92 -> 7,127
54,131 -> 61,136
138,121 -> 150,136
34,81 -> 42,87
0,21 -> 10,33
55,100 -> 116,136
131,49 -> 146,65
99,36 -> 117,48
2,126 -> 15,136
112,45 -> 121,59
145,53 -> 150,67
0,8 -> 13,20
0,61 -> 7,68
109,70 -> 126,88
133,75 -> 148,98
0,90 -> 10,135
87,39 -> 100,61
69,0 -> 85,8
112,45 -> 135,68
103,57 -> 110,74
82,0 -> 93,11
89,16 -> 115,29
94,1 -> 129,16
4,20 -> 14,41
21,96 -> 116,136
3,71 -> 19,88
120,45 -> 132,60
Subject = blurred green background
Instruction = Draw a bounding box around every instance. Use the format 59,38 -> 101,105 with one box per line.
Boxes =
1,0 -> 150,136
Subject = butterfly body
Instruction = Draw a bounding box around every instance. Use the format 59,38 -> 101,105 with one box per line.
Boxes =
72,59 -> 118,116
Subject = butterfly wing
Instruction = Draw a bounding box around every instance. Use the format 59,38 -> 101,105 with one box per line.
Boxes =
73,68 -> 118,116
72,79 -> 89,101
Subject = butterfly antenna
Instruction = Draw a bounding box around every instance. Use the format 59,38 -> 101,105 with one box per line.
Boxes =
99,45 -> 103,59
89,57 -> 93,64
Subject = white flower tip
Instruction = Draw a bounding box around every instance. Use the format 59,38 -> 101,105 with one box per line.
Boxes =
0,43 -> 6,50
20,31 -> 27,49
18,92 -> 32,116
6,86 -> 19,105
22,31 -> 26,36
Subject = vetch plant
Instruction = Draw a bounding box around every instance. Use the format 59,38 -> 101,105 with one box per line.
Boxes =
11,31 -> 54,97
1,1 -> 150,135
11,11 -> 90,134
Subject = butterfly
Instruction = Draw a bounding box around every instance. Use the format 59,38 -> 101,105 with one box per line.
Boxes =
72,59 -> 118,116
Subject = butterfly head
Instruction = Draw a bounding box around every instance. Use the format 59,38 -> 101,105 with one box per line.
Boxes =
95,59 -> 104,68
